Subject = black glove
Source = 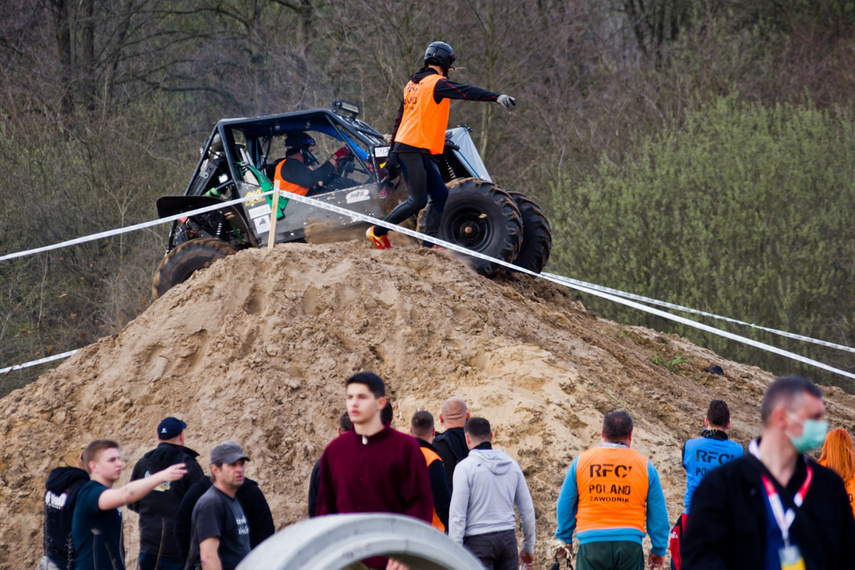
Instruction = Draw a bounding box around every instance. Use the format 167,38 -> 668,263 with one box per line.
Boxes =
497,94 -> 516,111
384,152 -> 401,179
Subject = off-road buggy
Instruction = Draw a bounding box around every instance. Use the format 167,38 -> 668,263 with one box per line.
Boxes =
152,101 -> 551,299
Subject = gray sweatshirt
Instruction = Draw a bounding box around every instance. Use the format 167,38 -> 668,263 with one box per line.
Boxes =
449,446 -> 536,553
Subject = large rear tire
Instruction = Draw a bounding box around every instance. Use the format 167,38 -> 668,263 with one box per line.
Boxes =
422,178 -> 523,277
152,238 -> 237,300
504,190 -> 552,274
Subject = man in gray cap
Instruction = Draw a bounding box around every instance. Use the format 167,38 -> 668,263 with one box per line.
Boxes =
189,441 -> 252,570
129,417 -> 205,570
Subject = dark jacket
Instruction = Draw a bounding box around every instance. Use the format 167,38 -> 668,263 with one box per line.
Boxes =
174,476 -> 275,562
682,449 -> 855,569
308,459 -> 321,518
277,157 -> 337,196
128,442 -> 205,558
433,427 -> 469,491
416,438 -> 452,530
44,466 -> 90,569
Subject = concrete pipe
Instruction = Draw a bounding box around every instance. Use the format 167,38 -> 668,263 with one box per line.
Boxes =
237,513 -> 485,570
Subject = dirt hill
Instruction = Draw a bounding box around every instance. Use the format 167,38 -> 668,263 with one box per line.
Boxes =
3,239 -> 855,568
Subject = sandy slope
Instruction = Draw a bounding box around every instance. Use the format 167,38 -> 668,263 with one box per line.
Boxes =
3,240 -> 855,568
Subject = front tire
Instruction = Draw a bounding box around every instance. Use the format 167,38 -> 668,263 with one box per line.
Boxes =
422,178 -> 523,277
152,238 -> 237,300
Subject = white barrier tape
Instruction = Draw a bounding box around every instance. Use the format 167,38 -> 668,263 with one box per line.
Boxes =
543,273 -> 855,355
0,193 -> 274,263
2,187 -> 853,381
277,190 -> 855,381
1,349 -> 80,375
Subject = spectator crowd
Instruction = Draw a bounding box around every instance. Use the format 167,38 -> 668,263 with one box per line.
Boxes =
39,373 -> 855,570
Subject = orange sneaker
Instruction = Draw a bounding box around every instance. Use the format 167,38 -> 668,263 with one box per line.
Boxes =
366,226 -> 391,249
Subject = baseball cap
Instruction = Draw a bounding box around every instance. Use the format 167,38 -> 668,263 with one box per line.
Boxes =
210,441 -> 250,465
157,417 -> 186,440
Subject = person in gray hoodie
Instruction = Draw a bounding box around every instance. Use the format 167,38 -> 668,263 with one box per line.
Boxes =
449,417 -> 536,570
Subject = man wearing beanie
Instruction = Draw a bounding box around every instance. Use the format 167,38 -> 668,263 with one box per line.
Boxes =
129,417 -> 205,570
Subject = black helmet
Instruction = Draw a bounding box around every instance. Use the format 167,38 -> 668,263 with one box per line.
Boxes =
424,41 -> 455,70
285,132 -> 318,165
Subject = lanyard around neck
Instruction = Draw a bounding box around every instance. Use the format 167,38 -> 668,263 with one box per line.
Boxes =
749,440 -> 814,543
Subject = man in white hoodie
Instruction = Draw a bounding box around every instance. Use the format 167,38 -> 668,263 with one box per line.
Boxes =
449,417 -> 536,570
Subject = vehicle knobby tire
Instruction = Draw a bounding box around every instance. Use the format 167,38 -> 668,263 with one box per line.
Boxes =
152,238 -> 237,300
503,190 -> 552,274
421,177 -> 523,277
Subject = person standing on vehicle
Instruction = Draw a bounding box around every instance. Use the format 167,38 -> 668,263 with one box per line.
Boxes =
128,417 -> 205,570
553,411 -> 669,570
366,41 -> 516,249
433,397 -> 471,492
670,400 -> 743,569
273,132 -> 351,196
41,454 -> 89,570
682,376 -> 855,569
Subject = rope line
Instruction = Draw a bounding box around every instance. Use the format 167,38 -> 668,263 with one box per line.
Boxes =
2,188 -> 853,381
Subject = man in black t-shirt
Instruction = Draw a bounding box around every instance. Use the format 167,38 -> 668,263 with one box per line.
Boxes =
189,441 -> 252,570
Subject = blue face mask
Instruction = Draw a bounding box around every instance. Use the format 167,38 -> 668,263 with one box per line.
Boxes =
787,413 -> 829,453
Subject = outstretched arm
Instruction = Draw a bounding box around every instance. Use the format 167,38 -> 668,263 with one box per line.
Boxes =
433,79 -> 500,103
98,463 -> 187,511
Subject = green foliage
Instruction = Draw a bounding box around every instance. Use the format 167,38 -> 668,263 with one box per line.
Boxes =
651,351 -> 691,374
552,96 -> 855,389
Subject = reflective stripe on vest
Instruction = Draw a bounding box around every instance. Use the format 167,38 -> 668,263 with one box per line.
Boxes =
576,446 -> 650,534
274,158 -> 309,196
394,74 -> 450,155
420,447 -> 446,532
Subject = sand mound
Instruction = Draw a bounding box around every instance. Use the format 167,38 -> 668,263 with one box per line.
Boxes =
3,240 -> 855,567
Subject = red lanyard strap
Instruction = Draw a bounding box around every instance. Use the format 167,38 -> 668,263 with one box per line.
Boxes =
759,464 -> 813,543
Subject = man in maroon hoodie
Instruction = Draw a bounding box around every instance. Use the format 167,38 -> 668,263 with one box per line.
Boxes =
317,372 -> 434,570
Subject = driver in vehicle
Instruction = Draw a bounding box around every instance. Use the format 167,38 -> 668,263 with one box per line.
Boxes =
273,132 -> 352,196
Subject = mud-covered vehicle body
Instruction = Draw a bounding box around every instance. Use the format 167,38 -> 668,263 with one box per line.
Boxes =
153,101 -> 551,299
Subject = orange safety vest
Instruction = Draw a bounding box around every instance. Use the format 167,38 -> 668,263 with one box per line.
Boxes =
420,446 -> 446,532
394,74 -> 450,155
274,158 -> 309,196
575,446 -> 650,534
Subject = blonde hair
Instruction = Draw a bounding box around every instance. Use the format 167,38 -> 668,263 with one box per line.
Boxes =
819,428 -> 855,483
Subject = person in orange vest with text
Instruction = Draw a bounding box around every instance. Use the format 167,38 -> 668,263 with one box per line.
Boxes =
366,41 -> 516,249
273,132 -> 351,196
554,411 -> 668,570
410,410 -> 452,532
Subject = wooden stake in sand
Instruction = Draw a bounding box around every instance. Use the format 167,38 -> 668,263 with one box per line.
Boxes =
268,180 -> 281,249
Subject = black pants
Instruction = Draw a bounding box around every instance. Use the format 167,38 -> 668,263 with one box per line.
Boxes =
463,529 -> 519,570
374,152 -> 449,246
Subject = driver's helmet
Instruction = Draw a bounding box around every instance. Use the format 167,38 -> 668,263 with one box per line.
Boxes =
424,41 -> 455,71
285,132 -> 318,165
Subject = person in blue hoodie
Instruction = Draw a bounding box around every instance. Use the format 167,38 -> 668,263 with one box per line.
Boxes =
449,417 -> 536,570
